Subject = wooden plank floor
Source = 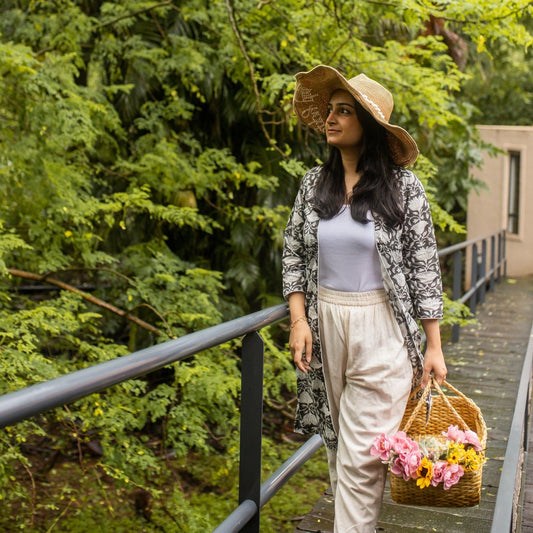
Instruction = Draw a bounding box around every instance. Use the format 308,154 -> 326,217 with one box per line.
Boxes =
293,276 -> 533,533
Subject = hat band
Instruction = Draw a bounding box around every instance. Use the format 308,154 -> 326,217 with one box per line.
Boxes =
359,92 -> 386,121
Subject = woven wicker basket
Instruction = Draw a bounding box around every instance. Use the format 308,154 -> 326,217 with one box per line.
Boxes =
390,379 -> 487,507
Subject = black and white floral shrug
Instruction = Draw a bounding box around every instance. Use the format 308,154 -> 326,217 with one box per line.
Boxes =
282,166 -> 443,450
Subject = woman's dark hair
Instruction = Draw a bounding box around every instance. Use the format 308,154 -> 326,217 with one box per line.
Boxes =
313,99 -> 405,227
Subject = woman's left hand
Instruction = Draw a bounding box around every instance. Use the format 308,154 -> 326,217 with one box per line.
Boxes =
421,345 -> 447,388
420,318 -> 447,388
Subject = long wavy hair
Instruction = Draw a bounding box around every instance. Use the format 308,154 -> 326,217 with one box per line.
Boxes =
312,99 -> 405,227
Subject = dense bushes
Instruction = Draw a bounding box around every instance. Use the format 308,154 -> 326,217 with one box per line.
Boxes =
0,0 -> 532,530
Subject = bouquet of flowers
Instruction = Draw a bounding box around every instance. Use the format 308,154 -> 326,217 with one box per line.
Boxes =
371,425 -> 485,490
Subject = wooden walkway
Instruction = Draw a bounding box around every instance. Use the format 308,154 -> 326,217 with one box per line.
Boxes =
293,275 -> 533,533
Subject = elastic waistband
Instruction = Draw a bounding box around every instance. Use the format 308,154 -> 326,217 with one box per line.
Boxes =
318,285 -> 388,306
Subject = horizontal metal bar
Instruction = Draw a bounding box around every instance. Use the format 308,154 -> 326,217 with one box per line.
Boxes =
260,434 -> 323,507
213,499 -> 257,533
438,230 -> 505,258
490,321 -> 533,532
0,303 -> 289,428
458,260 -> 506,305
213,435 -> 324,533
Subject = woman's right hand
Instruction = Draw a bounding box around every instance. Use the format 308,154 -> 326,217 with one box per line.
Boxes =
290,320 -> 313,373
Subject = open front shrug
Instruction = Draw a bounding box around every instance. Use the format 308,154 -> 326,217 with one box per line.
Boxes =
282,166 -> 443,450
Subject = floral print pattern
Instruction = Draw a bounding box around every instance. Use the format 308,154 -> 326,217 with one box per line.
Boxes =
282,166 -> 443,450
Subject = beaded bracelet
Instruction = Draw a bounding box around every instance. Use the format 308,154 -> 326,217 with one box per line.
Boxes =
290,315 -> 307,329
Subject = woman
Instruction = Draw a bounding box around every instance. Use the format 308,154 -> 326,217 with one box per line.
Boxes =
282,65 -> 447,532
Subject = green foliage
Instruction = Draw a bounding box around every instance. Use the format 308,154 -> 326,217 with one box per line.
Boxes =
463,33 -> 533,126
441,294 -> 475,329
0,0 -> 531,529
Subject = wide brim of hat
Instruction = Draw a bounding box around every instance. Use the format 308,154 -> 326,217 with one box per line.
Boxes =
293,65 -> 419,167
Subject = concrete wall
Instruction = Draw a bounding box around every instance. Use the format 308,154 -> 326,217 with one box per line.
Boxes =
468,126 -> 533,277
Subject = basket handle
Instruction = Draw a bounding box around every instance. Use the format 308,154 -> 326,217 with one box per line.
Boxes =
401,380 -> 432,434
432,380 -> 472,432
402,378 -> 471,434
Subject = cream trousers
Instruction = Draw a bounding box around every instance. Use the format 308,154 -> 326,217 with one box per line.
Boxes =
318,286 -> 413,533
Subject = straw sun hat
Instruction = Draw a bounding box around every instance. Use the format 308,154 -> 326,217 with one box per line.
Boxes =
293,65 -> 419,167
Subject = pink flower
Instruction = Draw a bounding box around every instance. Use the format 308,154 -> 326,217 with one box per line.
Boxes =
431,461 -> 465,489
371,433 -> 393,461
403,449 -> 423,479
444,425 -> 465,443
444,425 -> 482,451
463,430 -> 482,451
431,461 -> 448,487
391,456 -> 410,481
390,448 -> 422,480
441,463 -> 465,490
390,431 -> 419,455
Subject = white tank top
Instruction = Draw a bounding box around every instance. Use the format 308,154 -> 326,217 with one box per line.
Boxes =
318,206 -> 384,292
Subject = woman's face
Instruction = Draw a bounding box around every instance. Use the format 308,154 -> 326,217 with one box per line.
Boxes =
325,89 -> 364,151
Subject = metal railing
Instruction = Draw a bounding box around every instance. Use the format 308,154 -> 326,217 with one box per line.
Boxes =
0,229 -> 508,532
439,229 -> 507,342
214,434 -> 323,533
0,303 -> 324,532
0,304 -> 288,427
490,320 -> 533,532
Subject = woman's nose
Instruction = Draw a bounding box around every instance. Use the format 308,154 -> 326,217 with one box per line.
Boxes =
326,111 -> 336,124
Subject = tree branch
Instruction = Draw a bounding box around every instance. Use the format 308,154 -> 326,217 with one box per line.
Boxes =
8,268 -> 162,337
439,1 -> 533,24
257,0 -> 277,8
50,267 -> 174,336
97,0 -> 174,29
130,303 -> 175,338
358,0 -> 533,25
225,0 -> 288,160
20,459 -> 36,528
59,266 -> 133,285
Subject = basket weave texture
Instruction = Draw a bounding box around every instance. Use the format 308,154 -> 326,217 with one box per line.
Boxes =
390,380 -> 487,507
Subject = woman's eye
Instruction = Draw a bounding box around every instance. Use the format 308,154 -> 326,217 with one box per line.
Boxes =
327,107 -> 351,115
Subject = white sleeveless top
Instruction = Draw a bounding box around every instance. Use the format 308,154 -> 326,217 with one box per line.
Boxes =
318,206 -> 384,292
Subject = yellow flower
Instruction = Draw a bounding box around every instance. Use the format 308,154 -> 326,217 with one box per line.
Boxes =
447,442 -> 466,464
416,457 -> 433,489
463,448 -> 484,472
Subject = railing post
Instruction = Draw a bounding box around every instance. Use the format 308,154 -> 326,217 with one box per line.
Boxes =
503,231 -> 507,278
489,235 -> 496,293
470,243 -> 478,314
451,250 -> 463,343
497,232 -> 502,282
524,380 -> 531,452
479,239 -> 487,305
239,331 -> 264,532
